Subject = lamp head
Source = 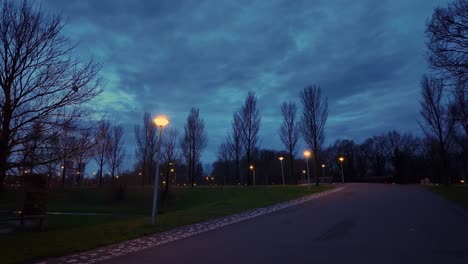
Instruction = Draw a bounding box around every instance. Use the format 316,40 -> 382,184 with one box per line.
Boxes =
154,116 -> 169,127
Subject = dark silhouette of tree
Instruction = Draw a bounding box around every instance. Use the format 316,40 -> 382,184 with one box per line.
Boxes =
0,0 -> 101,187
451,85 -> 468,136
181,108 -> 207,187
426,0 -> 468,87
106,123 -> 125,182
229,112 -> 243,183
279,101 -> 299,183
73,129 -> 94,185
94,120 -> 111,187
300,85 -> 328,186
420,75 -> 455,184
134,112 -> 157,186
217,140 -> 232,185
161,127 -> 179,198
239,91 -> 261,185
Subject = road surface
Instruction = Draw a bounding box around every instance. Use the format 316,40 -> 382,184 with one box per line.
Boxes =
101,183 -> 468,264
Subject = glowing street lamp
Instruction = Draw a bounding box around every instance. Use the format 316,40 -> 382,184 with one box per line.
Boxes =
304,150 -> 311,190
339,157 -> 345,183
151,115 -> 169,225
321,164 -> 325,178
278,156 -> 285,186
250,165 -> 256,188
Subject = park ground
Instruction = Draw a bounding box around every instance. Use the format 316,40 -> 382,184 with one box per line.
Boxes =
93,183 -> 468,264
429,184 -> 468,209
0,185 -> 330,264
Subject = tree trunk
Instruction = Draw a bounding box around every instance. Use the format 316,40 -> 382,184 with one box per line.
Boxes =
99,163 -> 103,187
163,164 -> 170,200
314,153 -> 319,186
235,157 -> 239,184
289,152 -> 295,184
246,151 -> 251,185
62,163 -> 66,187
0,147 -> 8,190
191,158 -> 195,187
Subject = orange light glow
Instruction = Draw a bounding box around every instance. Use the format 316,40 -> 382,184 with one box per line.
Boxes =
304,150 -> 311,158
154,116 -> 169,127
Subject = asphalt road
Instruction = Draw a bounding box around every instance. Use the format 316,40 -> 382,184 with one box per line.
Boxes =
102,183 -> 468,264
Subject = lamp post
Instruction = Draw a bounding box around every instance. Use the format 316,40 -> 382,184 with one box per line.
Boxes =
321,164 -> 325,178
279,156 -> 285,186
152,115 -> 169,225
339,157 -> 345,184
304,150 -> 311,190
249,165 -> 255,189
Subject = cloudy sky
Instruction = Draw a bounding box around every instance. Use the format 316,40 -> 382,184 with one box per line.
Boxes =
42,0 -> 448,169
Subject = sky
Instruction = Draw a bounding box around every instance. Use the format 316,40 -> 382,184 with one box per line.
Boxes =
41,0 -> 449,171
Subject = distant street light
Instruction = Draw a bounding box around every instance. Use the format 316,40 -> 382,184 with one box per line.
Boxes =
339,157 -> 345,183
152,115 -> 169,225
249,165 -> 256,188
279,156 -> 285,186
321,164 -> 325,178
304,150 -> 311,190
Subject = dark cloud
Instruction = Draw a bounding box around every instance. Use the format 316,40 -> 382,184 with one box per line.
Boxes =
42,0 -> 449,167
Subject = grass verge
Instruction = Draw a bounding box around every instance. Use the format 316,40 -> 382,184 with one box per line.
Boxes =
429,184 -> 468,209
0,185 -> 331,264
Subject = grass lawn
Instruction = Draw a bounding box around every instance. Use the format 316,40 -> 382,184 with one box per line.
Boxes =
0,185 -> 331,264
429,184 -> 468,209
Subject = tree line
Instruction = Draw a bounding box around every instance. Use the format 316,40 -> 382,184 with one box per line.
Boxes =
0,0 -> 466,190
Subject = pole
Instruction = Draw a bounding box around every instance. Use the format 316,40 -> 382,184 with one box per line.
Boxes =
152,126 -> 163,225
280,159 -> 285,186
322,166 -> 325,178
306,157 -> 310,190
340,160 -> 344,184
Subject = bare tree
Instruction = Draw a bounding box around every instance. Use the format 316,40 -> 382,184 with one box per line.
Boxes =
181,108 -> 207,187
0,0 -> 101,187
419,75 -> 455,184
94,120 -> 111,187
228,112 -> 243,183
239,91 -> 261,185
426,0 -> 468,87
300,85 -> 328,186
73,129 -> 94,185
218,138 -> 233,185
106,123 -> 125,183
161,127 -> 179,197
279,101 -> 299,184
451,85 -> 468,136
134,112 -> 157,186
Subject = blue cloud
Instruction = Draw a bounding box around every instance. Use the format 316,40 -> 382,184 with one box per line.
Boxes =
42,0 -> 449,169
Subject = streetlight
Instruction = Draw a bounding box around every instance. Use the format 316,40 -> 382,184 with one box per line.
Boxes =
339,157 -> 345,183
152,115 -> 169,225
321,164 -> 325,178
278,156 -> 285,186
304,150 -> 311,190
249,165 -> 256,188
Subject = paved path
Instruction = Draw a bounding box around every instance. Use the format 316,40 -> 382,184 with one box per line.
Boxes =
48,184 -> 468,264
